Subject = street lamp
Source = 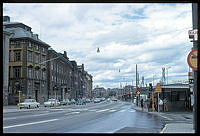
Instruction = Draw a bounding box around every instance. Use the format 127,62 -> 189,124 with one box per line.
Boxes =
166,67 -> 171,85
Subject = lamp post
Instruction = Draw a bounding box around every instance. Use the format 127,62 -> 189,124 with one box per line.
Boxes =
166,67 -> 171,85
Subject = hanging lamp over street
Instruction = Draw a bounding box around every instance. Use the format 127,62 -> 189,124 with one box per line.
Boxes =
97,47 -> 100,53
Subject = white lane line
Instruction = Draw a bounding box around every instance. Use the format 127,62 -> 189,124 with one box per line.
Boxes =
3,119 -> 59,129
65,112 -> 80,116
88,109 -> 98,112
109,109 -> 117,112
119,109 -> 126,112
159,115 -> 173,120
96,109 -> 110,113
129,110 -> 136,112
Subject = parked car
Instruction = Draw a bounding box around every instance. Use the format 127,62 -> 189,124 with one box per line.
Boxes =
76,98 -> 86,105
94,98 -> 101,103
86,98 -> 91,103
44,99 -> 60,107
18,99 -> 40,109
112,98 -> 118,101
70,99 -> 76,104
60,99 -> 70,105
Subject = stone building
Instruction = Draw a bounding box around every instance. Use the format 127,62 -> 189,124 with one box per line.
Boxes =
70,60 -> 79,100
3,21 -> 13,106
47,49 -> 73,101
3,16 -> 50,105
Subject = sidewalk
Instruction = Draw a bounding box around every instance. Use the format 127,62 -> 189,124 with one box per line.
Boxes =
131,104 -> 195,133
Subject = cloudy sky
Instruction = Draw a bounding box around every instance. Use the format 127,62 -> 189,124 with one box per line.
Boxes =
3,3 -> 193,89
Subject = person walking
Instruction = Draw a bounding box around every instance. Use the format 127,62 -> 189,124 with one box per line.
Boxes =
163,98 -> 168,112
140,98 -> 144,111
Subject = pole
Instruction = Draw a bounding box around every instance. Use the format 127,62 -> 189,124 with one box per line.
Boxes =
54,90 -> 56,107
158,92 -> 160,112
192,3 -> 197,132
152,92 -> 155,112
18,91 -> 21,108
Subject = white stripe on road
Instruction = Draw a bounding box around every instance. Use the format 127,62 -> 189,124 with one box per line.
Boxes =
109,109 -> 117,112
159,115 -> 173,120
3,119 -> 59,129
119,109 -> 126,112
129,110 -> 136,112
96,109 -> 110,113
65,112 -> 80,116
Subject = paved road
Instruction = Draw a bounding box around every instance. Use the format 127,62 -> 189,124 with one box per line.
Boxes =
3,100 -> 163,133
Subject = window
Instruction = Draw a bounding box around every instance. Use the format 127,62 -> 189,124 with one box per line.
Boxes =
42,71 -> 46,80
14,50 -> 21,61
52,75 -> 54,81
27,51 -> 33,62
35,54 -> 39,64
42,47 -> 45,52
35,70 -> 40,79
14,41 -> 21,48
41,55 -> 46,64
28,68 -> 32,78
14,67 -> 21,78
9,51 -> 11,61
51,63 -> 53,70
36,45 -> 39,51
28,42 -> 32,48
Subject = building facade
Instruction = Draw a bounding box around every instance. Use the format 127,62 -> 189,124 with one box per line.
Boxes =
3,22 -> 13,106
4,16 -> 50,105
47,49 -> 73,101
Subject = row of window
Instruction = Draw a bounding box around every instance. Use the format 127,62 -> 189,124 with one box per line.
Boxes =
10,40 -> 46,53
51,62 -> 72,75
27,51 -> 46,64
51,75 -> 69,84
10,67 -> 46,80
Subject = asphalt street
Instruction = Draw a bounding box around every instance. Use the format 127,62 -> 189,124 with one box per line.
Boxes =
3,100 -> 163,133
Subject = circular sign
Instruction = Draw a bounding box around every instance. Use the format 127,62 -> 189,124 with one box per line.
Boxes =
187,49 -> 198,70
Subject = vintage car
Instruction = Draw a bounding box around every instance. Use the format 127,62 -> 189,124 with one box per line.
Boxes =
18,99 -> 40,109
44,99 -> 60,107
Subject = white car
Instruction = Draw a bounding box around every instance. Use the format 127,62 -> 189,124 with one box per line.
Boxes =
18,99 -> 40,109
44,99 -> 60,107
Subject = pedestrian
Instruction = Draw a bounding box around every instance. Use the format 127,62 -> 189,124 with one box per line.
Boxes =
159,98 -> 163,112
140,98 -> 144,111
163,98 -> 168,112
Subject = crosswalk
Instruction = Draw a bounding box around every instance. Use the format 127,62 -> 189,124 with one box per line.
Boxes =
61,108 -> 136,113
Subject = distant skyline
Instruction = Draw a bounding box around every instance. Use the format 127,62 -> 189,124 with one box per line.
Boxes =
3,3 -> 193,89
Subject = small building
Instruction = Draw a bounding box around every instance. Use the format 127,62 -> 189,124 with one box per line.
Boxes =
158,83 -> 191,112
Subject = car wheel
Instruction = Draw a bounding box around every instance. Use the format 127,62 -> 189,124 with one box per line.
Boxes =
20,107 -> 22,109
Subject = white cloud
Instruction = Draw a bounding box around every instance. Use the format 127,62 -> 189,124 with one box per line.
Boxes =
3,3 -> 192,89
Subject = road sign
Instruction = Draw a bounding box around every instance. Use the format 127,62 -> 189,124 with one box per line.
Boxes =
187,49 -> 198,70
154,83 -> 162,93
188,29 -> 198,35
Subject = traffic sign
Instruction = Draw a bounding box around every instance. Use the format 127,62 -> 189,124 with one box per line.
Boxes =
188,29 -> 198,35
187,49 -> 198,70
154,83 -> 162,93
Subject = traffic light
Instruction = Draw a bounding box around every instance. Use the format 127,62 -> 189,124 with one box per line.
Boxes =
149,83 -> 153,91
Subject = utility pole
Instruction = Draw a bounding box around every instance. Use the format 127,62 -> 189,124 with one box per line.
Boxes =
136,64 -> 138,106
191,3 -> 198,133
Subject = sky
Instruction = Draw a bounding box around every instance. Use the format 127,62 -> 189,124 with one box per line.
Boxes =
3,3 -> 193,89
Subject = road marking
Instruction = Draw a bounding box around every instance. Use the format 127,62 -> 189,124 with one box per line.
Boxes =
109,109 -> 117,112
129,110 -> 136,112
159,115 -> 173,120
119,109 -> 126,112
96,109 -> 110,113
89,109 -> 98,112
160,124 -> 168,133
3,119 -> 59,129
65,112 -> 80,116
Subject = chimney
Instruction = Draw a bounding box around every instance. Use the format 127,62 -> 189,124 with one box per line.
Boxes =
3,16 -> 10,22
64,51 -> 67,58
